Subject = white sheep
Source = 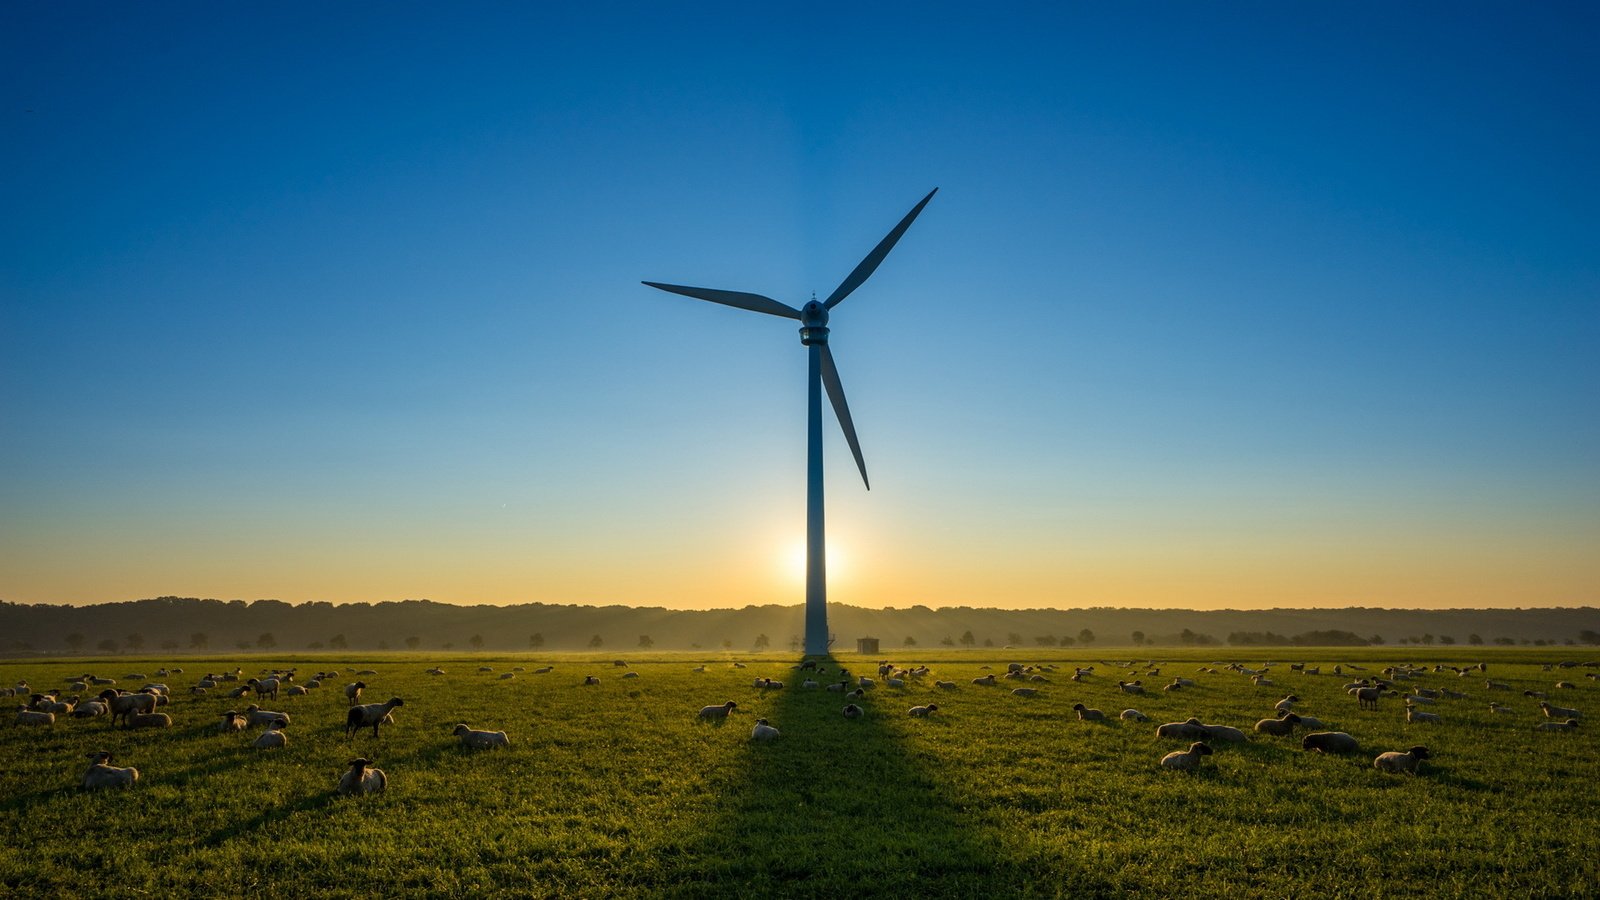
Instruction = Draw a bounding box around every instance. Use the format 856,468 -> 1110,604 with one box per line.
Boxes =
1120,709 -> 1148,722
1011,687 -> 1040,697
345,681 -> 367,706
1405,705 -> 1440,724
1071,703 -> 1105,722
801,679 -> 819,689
337,758 -> 387,795
1201,723 -> 1248,743
1274,694 -> 1300,712
254,722 -> 287,749
126,712 -> 172,729
71,700 -> 108,719
218,711 -> 247,733
750,718 -> 781,741
908,705 -> 939,718
583,676 -> 601,686
1536,718 -> 1579,732
842,704 -> 864,719
81,751 -> 138,789
1301,731 -> 1360,754
245,705 -> 290,728
972,674 -> 997,686
1255,713 -> 1301,736
453,723 -> 511,749
697,701 -> 738,720
1118,681 -> 1145,694
1540,701 -> 1581,720
1374,745 -> 1430,774
14,706 -> 54,726
1156,718 -> 1208,740
1160,741 -> 1213,771
346,698 -> 404,739
99,689 -> 156,727
248,677 -> 280,700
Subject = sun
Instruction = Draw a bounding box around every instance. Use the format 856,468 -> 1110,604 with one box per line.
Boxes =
783,539 -> 848,584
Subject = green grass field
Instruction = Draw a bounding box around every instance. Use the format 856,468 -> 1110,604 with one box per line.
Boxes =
2,649 -> 1596,898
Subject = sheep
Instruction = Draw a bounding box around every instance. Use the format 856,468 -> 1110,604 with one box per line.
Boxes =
1071,703 -> 1105,722
908,705 -> 939,718
284,685 -> 308,697
1157,718 -> 1208,740
886,677 -> 906,688
583,676 -> 600,686
453,723 -> 511,750
337,758 -> 387,795
972,675 -> 997,686
842,704 -> 864,719
345,682 -> 367,705
1201,723 -> 1248,743
126,712 -> 172,729
254,722 -> 287,749
935,681 -> 958,690
1489,702 -> 1517,715
697,701 -> 738,720
1556,681 -> 1577,690
245,705 -> 290,728
1163,680 -> 1184,692
99,689 -> 156,727
1120,709 -> 1149,722
756,678 -> 784,690
218,710 -> 247,733
858,676 -> 877,689
14,706 -> 54,726
750,718 -> 781,741
533,666 -> 554,675
1536,719 -> 1580,732
248,678 -> 280,701
1273,694 -> 1300,712
226,685 -> 254,699
1118,681 -> 1145,694
1405,693 -> 1435,704
1011,687 -> 1040,697
1540,701 -> 1581,720
801,679 -> 819,689
1374,746 -> 1431,775
426,667 -> 446,676
82,751 -> 138,790
72,700 -> 108,719
1301,731 -> 1360,754
1352,687 -> 1383,711
346,698 -> 404,739
1405,705 -> 1440,724
826,680 -> 849,692
1253,710 -> 1302,736
1486,681 -> 1511,691
621,672 -> 640,679
1160,742 -> 1213,772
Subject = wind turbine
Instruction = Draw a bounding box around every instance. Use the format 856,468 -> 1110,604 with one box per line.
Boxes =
644,188 -> 937,656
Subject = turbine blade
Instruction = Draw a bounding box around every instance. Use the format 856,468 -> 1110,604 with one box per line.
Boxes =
819,344 -> 869,490
641,281 -> 800,319
823,187 -> 938,310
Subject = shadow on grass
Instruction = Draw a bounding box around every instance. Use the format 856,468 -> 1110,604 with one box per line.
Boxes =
640,655 -> 1115,898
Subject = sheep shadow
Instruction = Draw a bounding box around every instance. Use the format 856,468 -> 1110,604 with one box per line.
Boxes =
640,655 -> 1116,898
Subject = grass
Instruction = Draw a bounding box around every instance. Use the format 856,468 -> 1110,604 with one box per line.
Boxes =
2,648 -> 1597,898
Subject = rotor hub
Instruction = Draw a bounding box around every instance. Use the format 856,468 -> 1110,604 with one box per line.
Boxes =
799,300 -> 829,345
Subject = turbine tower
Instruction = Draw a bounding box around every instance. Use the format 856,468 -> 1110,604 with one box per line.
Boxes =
644,188 -> 937,656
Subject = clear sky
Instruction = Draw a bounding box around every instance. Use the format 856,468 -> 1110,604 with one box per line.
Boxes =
3,3 -> 1596,610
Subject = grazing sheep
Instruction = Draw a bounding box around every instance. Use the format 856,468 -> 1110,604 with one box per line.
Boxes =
1536,719 -> 1580,732
1120,709 -> 1148,722
697,701 -> 738,720
345,682 -> 367,706
1405,705 -> 1441,724
1071,703 -> 1105,722
1374,746 -> 1431,774
453,724 -> 511,750
583,676 -> 600,686
14,706 -> 54,726
750,718 -> 781,741
1540,701 -> 1581,720
99,689 -> 156,727
621,672 -> 639,679
337,758 -> 387,795
908,705 -> 939,718
1118,681 -> 1145,694
1352,687 -> 1383,711
1157,718 -> 1208,740
972,675 -> 997,686
1160,741 -> 1213,772
886,677 -> 906,688
82,751 -> 138,790
218,711 -> 247,733
1255,713 -> 1302,736
254,722 -> 287,749
1201,723 -> 1248,743
1302,731 -> 1360,754
858,677 -> 877,689
285,685 -> 308,697
842,704 -> 864,719
245,705 -> 290,728
346,698 -> 405,740
248,678 -> 280,701
126,712 -> 172,729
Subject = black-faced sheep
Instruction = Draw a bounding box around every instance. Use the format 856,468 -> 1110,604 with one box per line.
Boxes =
82,751 -> 138,789
1374,746 -> 1430,774
751,718 -> 781,740
697,701 -> 737,720
1302,731 -> 1360,753
908,705 -> 939,718
337,758 -> 386,795
842,704 -> 864,719
1255,713 -> 1301,736
1071,703 -> 1105,722
346,698 -> 404,740
1160,742 -> 1212,771
453,724 -> 511,749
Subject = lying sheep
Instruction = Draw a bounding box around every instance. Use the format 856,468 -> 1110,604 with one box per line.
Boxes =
697,701 -> 738,720
972,675 -> 997,686
126,712 -> 172,729
750,718 -> 781,741
1537,718 -> 1580,732
801,679 -> 819,689
1405,705 -> 1441,724
254,722 -> 287,749
1540,701 -> 1581,720
1160,741 -> 1213,772
14,706 -> 54,727
1071,703 -> 1105,722
908,705 -> 939,718
583,676 -> 600,686
337,758 -> 387,795
1302,731 -> 1360,754
842,704 -> 864,719
1201,723 -> 1247,743
1157,718 -> 1208,740
71,700 -> 108,719
245,705 -> 290,728
1118,681 -> 1145,694
1374,746 -> 1430,775
82,751 -> 139,790
218,711 -> 247,733
453,723 -> 511,749
1274,694 -> 1300,712
1255,713 -> 1301,736
346,698 -> 404,740
533,666 -> 553,675
1011,687 -> 1040,697
1120,709 -> 1148,722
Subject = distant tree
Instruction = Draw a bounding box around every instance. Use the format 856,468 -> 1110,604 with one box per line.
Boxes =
1438,635 -> 1456,645
1290,630 -> 1368,647
329,634 -> 349,650
1034,634 -> 1057,647
160,639 -> 179,651
257,632 -> 277,650
378,640 -> 390,650
188,632 -> 208,651
406,636 -> 421,650
940,636 -> 956,646
983,637 -> 995,647
98,638 -> 119,653
1078,628 -> 1095,645
1368,634 -> 1385,645
789,635 -> 801,652
65,633 -> 85,653
1533,639 -> 1548,646
903,636 -> 918,647
529,633 -> 545,649
959,630 -> 976,647
469,634 -> 485,650
235,640 -> 251,650
589,634 -> 604,649
720,638 -> 733,650
1579,630 -> 1600,646
638,635 -> 655,649
753,634 -> 770,651
1006,632 -> 1024,647
308,641 -> 325,650
1180,629 -> 1198,646
125,632 -> 146,652
1131,631 -> 1146,646
1421,634 -> 1434,645
1492,637 -> 1515,646
1468,633 -> 1484,645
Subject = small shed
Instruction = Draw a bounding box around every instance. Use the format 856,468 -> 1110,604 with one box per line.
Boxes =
856,637 -> 880,655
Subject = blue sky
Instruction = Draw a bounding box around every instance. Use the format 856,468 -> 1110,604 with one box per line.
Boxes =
3,3 -> 1597,608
